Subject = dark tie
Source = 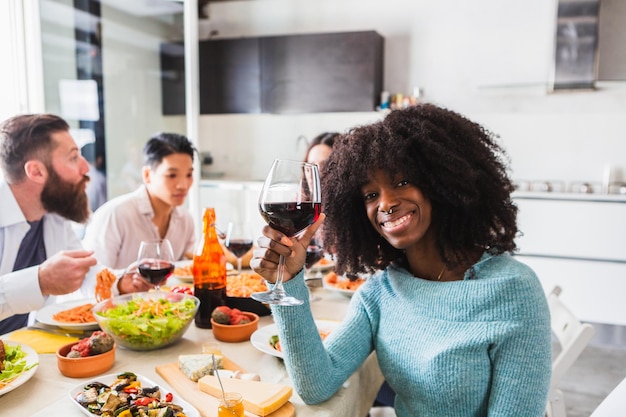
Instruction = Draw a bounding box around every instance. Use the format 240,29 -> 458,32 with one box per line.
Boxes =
0,220 -> 47,335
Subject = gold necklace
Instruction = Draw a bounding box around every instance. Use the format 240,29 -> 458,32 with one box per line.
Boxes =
436,265 -> 447,281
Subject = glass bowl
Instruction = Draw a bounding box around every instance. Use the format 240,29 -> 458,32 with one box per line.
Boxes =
92,291 -> 199,351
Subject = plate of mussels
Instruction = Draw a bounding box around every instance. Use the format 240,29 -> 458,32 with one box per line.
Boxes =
70,371 -> 198,417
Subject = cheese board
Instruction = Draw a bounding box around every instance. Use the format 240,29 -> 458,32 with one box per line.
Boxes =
155,357 -> 295,417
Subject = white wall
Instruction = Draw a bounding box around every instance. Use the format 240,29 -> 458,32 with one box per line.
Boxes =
0,1 -> 28,122
195,0 -> 626,184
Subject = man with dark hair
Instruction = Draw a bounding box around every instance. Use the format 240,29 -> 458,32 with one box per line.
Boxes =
0,114 -> 151,334
83,132 -> 196,269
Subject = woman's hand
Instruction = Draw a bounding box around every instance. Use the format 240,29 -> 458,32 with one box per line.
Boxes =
250,214 -> 325,284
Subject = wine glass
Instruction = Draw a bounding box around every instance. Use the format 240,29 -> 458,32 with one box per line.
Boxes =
224,221 -> 254,274
305,236 -> 324,276
252,159 -> 321,306
136,239 -> 175,291
304,235 -> 324,302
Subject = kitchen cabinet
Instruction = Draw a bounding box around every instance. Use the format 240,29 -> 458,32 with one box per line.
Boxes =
159,42 -> 185,116
260,31 -> 384,113
160,31 -> 384,115
513,192 -> 626,326
199,37 -> 261,114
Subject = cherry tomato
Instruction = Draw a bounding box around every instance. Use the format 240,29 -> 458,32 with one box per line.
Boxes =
165,392 -> 173,402
171,286 -> 193,295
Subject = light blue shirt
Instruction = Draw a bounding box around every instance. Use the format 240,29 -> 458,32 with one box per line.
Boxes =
271,252 -> 552,417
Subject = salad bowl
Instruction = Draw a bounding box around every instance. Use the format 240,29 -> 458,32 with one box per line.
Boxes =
92,291 -> 199,351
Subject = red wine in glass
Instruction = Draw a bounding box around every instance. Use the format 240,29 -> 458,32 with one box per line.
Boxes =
252,159 -> 321,306
136,239 -> 175,291
225,239 -> 254,258
138,260 -> 175,285
259,202 -> 322,237
305,245 -> 324,270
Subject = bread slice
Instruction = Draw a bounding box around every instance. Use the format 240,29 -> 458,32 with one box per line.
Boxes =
178,354 -> 222,382
198,375 -> 292,416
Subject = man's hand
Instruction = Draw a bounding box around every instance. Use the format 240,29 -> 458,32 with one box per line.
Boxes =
38,250 -> 98,296
117,271 -> 155,294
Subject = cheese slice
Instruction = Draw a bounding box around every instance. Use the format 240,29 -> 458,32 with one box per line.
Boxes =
178,354 -> 222,382
198,375 -> 292,416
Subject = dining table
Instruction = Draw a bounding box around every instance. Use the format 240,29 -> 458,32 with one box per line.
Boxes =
1,277 -> 385,417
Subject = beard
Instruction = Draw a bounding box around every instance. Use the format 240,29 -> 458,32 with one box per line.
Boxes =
41,167 -> 91,223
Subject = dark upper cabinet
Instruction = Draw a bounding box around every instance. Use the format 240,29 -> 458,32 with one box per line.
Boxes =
160,42 -> 185,115
260,31 -> 384,113
199,37 -> 261,114
160,31 -> 384,115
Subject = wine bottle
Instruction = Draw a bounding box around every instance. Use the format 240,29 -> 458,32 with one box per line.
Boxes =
193,208 -> 227,328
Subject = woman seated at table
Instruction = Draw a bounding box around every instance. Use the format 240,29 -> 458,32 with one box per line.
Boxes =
83,132 -> 196,269
251,104 -> 552,416
304,132 -> 338,167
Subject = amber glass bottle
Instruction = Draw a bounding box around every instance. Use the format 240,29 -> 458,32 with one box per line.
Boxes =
193,208 -> 227,328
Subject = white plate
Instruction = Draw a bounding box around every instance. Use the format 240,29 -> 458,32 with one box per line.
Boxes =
36,299 -> 100,331
173,260 -> 193,283
0,341 -> 39,396
308,256 -> 335,272
322,273 -> 369,298
173,260 -> 234,283
250,320 -> 341,358
69,372 -> 199,417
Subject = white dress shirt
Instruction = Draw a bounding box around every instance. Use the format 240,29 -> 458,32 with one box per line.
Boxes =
0,180 -> 103,322
82,186 -> 196,269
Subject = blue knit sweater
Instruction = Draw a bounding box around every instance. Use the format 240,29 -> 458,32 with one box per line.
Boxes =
271,253 -> 552,417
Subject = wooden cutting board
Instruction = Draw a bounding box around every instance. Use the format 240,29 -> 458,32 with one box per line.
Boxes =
155,360 -> 295,417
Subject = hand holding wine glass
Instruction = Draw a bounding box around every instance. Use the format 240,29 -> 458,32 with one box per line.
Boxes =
252,159 -> 321,306
136,239 -> 175,291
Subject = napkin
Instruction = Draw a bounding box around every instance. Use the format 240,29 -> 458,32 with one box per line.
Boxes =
7,329 -> 79,353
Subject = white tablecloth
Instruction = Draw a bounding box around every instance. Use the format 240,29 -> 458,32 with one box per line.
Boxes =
1,285 -> 384,417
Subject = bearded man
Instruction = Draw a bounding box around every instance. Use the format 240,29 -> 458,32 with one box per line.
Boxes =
0,114 -> 151,334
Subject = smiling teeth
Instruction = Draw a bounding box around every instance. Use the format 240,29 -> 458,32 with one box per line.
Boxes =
382,214 -> 411,228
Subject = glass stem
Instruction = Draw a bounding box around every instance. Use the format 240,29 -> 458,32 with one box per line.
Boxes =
237,258 -> 243,274
271,255 -> 287,298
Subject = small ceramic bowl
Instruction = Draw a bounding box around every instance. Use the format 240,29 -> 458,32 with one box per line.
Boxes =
56,342 -> 116,378
211,312 -> 259,343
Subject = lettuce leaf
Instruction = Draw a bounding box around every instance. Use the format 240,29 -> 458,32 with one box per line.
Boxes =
1,344 -> 37,385
96,297 -> 196,349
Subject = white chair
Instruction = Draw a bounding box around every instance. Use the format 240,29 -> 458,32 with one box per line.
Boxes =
590,376 -> 626,417
545,286 -> 596,417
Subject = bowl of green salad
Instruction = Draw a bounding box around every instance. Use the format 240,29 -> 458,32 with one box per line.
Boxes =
92,291 -> 199,351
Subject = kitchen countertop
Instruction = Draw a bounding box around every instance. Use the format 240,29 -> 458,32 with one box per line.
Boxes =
513,190 -> 626,203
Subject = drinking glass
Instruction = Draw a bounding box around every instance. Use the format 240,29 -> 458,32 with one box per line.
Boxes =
252,159 -> 321,305
136,239 -> 175,291
224,221 -> 254,274
218,392 -> 244,417
305,235 -> 324,302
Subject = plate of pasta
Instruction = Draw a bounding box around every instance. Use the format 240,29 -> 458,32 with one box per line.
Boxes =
172,260 -> 233,283
322,271 -> 369,298
36,299 -> 100,331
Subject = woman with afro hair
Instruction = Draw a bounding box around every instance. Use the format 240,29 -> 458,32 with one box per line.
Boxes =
251,103 -> 551,417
